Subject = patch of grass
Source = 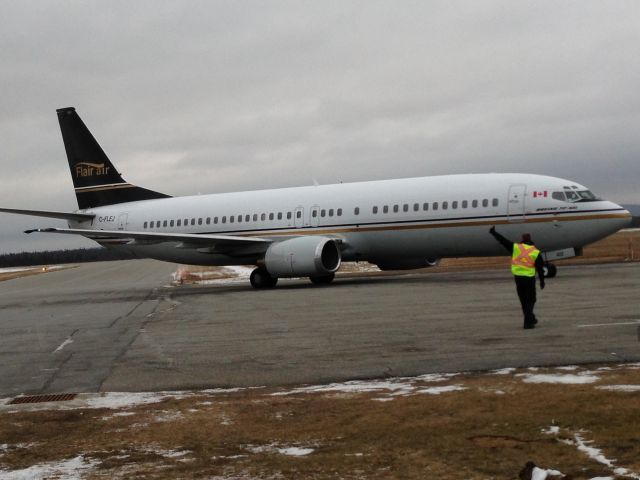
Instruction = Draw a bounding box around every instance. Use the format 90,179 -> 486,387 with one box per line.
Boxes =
1,364 -> 640,478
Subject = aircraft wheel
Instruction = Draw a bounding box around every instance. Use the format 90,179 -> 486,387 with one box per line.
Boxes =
543,263 -> 557,278
250,267 -> 278,289
309,273 -> 335,285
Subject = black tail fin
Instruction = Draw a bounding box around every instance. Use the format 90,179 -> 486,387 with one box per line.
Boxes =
57,107 -> 171,209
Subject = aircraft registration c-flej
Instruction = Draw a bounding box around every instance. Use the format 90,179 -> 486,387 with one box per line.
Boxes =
0,108 -> 632,288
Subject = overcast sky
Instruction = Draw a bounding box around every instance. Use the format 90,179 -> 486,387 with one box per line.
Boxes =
1,1 -> 639,253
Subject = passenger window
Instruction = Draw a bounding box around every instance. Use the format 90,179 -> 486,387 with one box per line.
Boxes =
143,221 -> 148,229
452,201 -> 458,209
442,202 -> 448,210
261,213 -> 266,221
230,216 -> 234,223
177,219 -> 181,226
191,218 -> 195,226
337,208 -> 342,216
254,214 -> 258,221
161,220 -> 166,227
492,198 -> 498,207
383,206 -> 389,213
214,217 -> 218,224
423,203 -> 429,211
482,199 -> 489,207
170,220 -> 174,227
184,218 -> 188,225
354,207 -> 360,215
206,217 -> 210,225
237,215 -> 242,223
198,218 -> 202,225
462,200 -> 468,208
403,204 -> 409,212
393,205 -> 399,213
413,203 -> 419,211
373,206 -> 378,214
269,213 -> 274,220
286,212 -> 292,220
329,209 -> 334,217
433,202 -> 439,210
321,209 -> 326,217
222,216 -> 227,223
277,212 -> 282,220
312,210 -> 317,218
296,211 -> 301,219
472,200 -> 478,208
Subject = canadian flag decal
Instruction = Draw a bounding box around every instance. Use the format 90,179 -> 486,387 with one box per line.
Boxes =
533,191 -> 548,198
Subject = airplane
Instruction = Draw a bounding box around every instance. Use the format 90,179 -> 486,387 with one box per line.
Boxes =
0,107 -> 632,288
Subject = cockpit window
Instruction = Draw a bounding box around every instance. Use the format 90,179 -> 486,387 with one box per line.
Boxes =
556,188 -> 600,203
576,190 -> 599,201
565,190 -> 580,202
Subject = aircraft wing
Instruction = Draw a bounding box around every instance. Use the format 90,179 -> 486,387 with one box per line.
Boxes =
0,207 -> 95,222
24,227 -> 273,255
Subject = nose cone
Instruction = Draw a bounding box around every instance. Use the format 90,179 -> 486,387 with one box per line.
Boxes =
607,201 -> 633,231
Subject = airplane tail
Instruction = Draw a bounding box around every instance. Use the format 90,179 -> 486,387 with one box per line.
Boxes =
57,107 -> 171,210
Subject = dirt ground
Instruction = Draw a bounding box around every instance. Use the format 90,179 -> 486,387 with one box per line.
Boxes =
1,364 -> 640,479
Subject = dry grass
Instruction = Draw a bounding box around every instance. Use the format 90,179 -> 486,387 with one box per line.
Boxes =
2,365 -> 640,479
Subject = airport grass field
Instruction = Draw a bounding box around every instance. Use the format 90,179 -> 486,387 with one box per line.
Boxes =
1,364 -> 640,479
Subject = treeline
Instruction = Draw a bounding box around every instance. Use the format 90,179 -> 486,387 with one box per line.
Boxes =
0,248 -> 139,268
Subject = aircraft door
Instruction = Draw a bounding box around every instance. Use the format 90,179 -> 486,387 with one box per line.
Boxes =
310,206 -> 320,227
117,213 -> 128,230
294,207 -> 304,228
507,185 -> 526,222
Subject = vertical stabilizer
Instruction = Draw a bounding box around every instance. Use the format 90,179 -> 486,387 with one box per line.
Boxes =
57,107 -> 170,209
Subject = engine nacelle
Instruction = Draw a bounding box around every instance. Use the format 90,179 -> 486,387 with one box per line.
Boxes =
264,236 -> 341,278
374,257 -> 440,271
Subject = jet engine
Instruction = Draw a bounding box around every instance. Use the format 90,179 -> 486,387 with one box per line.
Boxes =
374,257 -> 440,271
264,236 -> 341,277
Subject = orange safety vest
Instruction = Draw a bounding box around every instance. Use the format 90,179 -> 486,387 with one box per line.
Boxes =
511,243 -> 540,277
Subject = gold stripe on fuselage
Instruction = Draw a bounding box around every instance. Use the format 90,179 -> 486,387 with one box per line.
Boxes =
236,212 -> 631,238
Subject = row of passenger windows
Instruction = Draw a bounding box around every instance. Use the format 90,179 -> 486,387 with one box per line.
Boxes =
142,198 -> 499,229
145,210 -> 305,229
366,198 -> 498,215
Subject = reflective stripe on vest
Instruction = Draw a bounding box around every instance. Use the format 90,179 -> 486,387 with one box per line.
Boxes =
511,243 -> 540,277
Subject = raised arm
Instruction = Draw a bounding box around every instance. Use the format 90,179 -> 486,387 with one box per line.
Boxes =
489,226 -> 513,253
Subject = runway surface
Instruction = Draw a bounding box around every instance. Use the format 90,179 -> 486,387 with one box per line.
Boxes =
0,260 -> 638,397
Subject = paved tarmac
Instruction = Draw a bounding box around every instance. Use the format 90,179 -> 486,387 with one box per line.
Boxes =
0,260 -> 638,397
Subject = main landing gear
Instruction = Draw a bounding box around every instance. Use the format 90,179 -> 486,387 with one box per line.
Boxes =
250,267 -> 278,289
543,262 -> 557,278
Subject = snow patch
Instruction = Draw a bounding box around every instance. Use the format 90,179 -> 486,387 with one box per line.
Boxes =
246,444 -> 314,456
85,392 -> 186,409
518,373 -> 599,384
415,385 -> 467,395
0,455 -> 99,479
272,374 -> 462,399
491,367 -> 516,375
596,385 -> 640,392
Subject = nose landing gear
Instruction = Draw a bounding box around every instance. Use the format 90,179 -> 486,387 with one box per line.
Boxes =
543,262 -> 557,278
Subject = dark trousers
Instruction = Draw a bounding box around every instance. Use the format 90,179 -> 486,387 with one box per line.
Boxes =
514,275 -> 537,326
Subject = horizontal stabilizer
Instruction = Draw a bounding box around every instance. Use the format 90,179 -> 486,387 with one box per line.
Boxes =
0,207 -> 95,222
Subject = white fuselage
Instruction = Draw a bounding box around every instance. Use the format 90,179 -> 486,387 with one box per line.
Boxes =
71,173 -> 631,267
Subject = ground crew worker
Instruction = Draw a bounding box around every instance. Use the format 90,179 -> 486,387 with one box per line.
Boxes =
489,226 -> 545,329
